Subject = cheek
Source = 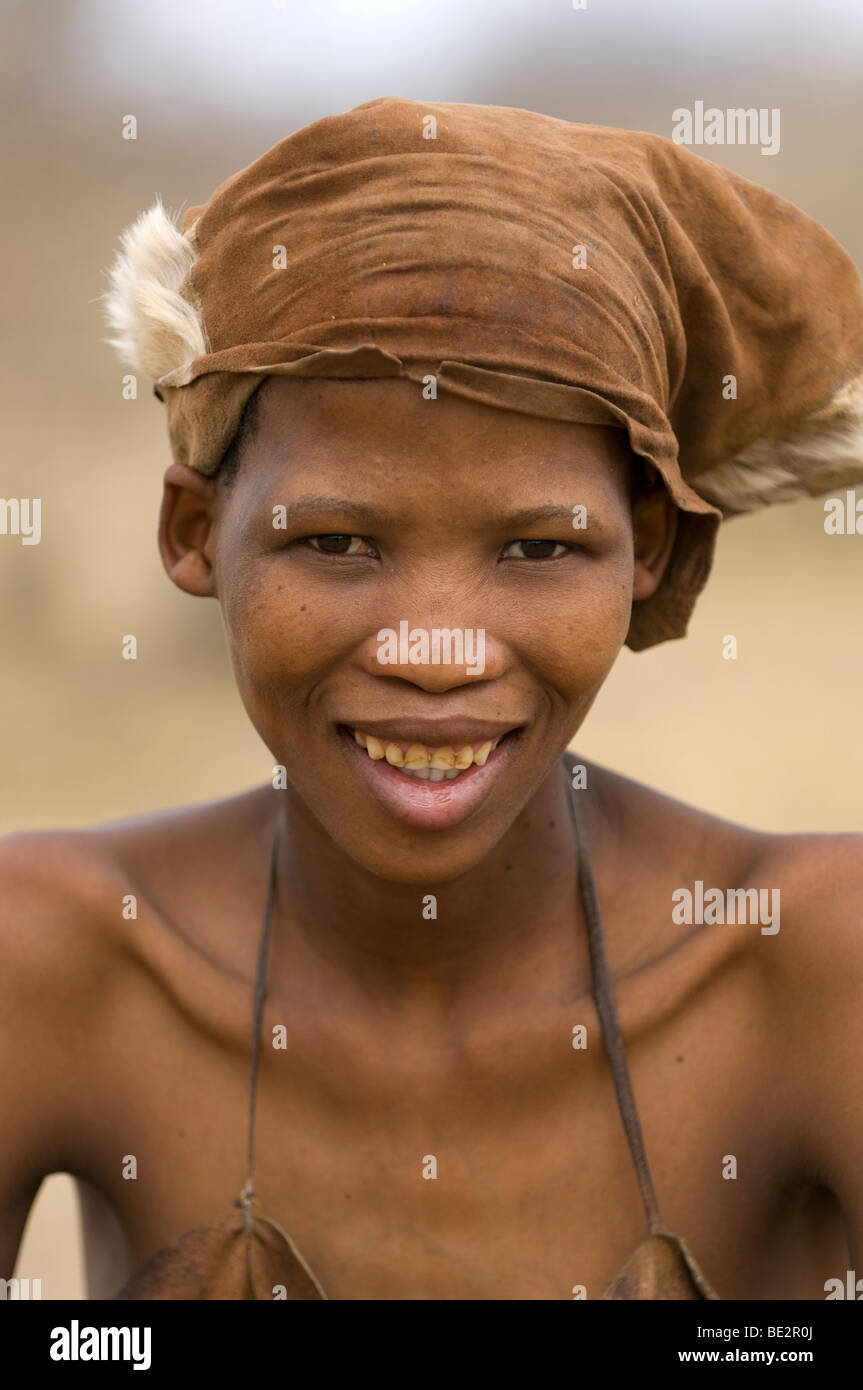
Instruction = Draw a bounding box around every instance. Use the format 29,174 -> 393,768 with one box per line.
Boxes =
509,553 -> 634,700
218,555 -> 368,733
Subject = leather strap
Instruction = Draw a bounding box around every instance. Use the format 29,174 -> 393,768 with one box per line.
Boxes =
563,753 -> 663,1237
237,812 -> 283,1234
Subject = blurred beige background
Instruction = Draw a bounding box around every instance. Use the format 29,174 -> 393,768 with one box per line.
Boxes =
3,0 -> 861,1298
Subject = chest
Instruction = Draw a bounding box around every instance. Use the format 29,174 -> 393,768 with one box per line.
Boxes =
77,969 -> 830,1300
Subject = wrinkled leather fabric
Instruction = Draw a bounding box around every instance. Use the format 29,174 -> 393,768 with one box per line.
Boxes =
152,96 -> 863,649
114,1211 -> 326,1301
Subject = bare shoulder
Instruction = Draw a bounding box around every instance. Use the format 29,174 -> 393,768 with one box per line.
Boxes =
0,790 -> 272,1115
592,758 -> 863,1180
715,820 -> 863,1071
0,790 -> 274,1273
588,762 -> 863,1247
0,826 -> 128,1007
587,756 -> 862,918
747,827 -> 863,1106
583,756 -> 775,864
0,785 -> 277,996
0,825 -> 134,1257
0,821 -> 148,1128
750,828 -> 863,1220
583,755 -> 863,1004
742,826 -> 863,988
0,785 -> 274,1042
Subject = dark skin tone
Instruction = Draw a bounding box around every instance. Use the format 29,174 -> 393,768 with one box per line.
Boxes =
2,375 -> 862,1300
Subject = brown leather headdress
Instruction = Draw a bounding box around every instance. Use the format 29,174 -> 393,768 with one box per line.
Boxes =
103,96 -> 863,649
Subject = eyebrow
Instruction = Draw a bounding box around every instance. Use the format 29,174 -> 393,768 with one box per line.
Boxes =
277,496 -> 598,528
279,495 -> 398,524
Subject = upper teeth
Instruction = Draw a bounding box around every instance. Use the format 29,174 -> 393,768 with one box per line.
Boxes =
351,730 -> 504,779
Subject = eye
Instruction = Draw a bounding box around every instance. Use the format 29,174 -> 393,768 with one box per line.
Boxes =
500,539 -> 570,560
305,534 -> 375,556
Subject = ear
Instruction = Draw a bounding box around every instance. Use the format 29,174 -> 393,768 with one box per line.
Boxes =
158,462 -> 218,597
631,483 -> 679,601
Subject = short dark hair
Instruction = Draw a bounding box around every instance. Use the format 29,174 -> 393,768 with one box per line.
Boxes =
629,452 -> 660,503
215,384 -> 264,488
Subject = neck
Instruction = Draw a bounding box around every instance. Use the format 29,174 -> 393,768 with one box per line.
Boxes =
270,754 -> 592,1014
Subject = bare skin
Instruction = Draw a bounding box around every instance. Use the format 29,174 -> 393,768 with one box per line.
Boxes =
2,378 -> 861,1301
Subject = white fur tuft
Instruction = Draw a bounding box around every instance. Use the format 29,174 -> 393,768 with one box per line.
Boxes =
695,372 -> 863,516
101,197 -> 209,380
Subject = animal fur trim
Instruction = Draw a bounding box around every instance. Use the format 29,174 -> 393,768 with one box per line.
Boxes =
102,197 -> 208,380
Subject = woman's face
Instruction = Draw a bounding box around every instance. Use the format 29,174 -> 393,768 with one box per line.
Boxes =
162,375 -> 675,883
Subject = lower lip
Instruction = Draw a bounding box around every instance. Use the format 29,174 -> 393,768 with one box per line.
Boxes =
336,726 -> 522,830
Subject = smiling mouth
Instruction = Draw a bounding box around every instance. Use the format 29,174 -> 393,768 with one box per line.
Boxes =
337,723 -> 520,780
346,728 -> 508,781
335,722 -> 523,829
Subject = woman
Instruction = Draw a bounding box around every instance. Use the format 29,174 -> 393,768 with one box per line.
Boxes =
3,96 -> 863,1301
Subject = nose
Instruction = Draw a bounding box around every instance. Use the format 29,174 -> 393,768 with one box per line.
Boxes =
358,618 -> 508,692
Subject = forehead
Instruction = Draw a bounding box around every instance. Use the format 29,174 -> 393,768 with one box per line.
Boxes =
247,374 -> 636,502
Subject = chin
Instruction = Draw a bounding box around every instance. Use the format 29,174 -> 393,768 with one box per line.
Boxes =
280,730 -> 562,887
